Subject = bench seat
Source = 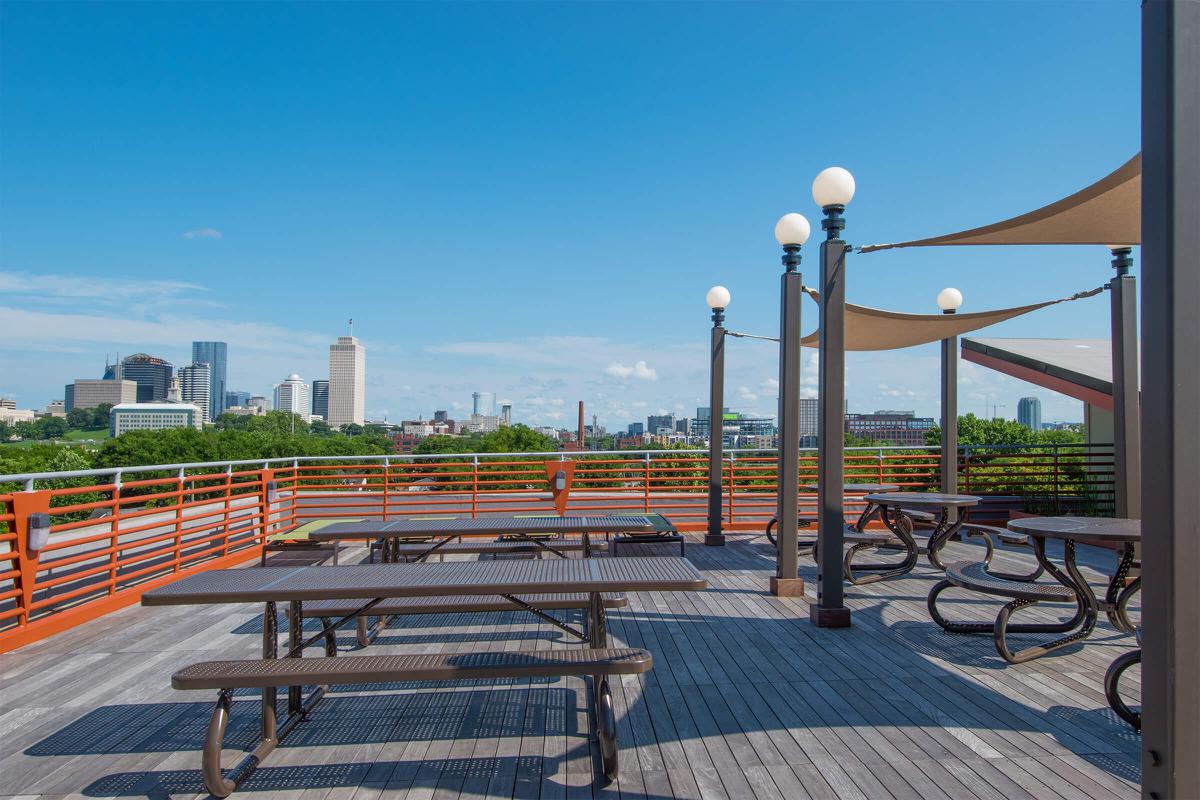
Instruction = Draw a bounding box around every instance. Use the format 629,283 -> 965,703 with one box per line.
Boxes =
943,561 -> 1068,601
301,592 -> 627,617
173,647 -> 652,690
929,560 -> 1085,664
392,538 -> 605,560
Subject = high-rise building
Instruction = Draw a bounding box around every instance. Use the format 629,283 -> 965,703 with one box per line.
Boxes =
191,341 -> 228,420
249,396 -> 270,413
178,362 -> 213,422
1017,396 -> 1043,431
647,414 -> 676,435
68,379 -> 138,410
328,336 -> 365,428
433,410 -> 449,423
311,380 -> 330,420
225,390 -> 251,409
500,403 -> 512,426
274,374 -> 310,418
799,398 -> 819,444
119,353 -> 173,402
472,392 -> 496,417
627,422 -> 645,436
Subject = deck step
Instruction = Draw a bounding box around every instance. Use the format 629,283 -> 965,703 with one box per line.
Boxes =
173,648 -> 653,690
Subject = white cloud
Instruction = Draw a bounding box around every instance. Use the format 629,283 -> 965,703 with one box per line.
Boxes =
605,360 -> 658,381
737,386 -> 758,402
182,228 -> 223,239
0,271 -> 208,308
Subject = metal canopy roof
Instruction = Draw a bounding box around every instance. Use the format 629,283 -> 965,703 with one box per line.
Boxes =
860,154 -> 1141,252
961,337 -> 1114,410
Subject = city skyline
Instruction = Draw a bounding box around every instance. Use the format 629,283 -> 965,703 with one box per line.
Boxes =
0,2 -> 1133,427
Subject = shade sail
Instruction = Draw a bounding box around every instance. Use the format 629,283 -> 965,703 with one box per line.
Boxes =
799,286 -> 1105,351
859,154 -> 1140,252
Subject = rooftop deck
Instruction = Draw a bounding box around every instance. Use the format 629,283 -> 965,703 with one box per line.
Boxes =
0,533 -> 1140,799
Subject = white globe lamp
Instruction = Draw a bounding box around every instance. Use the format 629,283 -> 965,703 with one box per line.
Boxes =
937,287 -> 964,314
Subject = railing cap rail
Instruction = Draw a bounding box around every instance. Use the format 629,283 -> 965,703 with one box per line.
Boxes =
0,442 -> 1116,485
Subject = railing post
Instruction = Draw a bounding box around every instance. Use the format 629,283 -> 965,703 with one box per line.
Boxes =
107,471 -> 122,595
471,456 -> 479,518
221,464 -> 233,557
1052,445 -> 1061,515
644,453 -> 652,513
11,490 -> 52,628
173,467 -> 185,572
876,450 -> 885,485
382,457 -> 391,521
291,459 -> 300,528
726,452 -> 736,525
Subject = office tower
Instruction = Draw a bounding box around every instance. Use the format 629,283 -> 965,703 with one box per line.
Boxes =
433,410 -> 449,423
249,396 -> 269,413
311,380 -> 330,420
798,398 -> 819,439
274,374 -> 310,418
68,379 -> 138,410
627,422 -> 645,436
166,376 -> 182,402
1017,396 -> 1043,431
119,353 -> 173,402
500,403 -> 512,425
191,341 -> 228,419
178,362 -> 213,422
225,390 -> 251,408
328,336 -> 365,428
472,392 -> 496,417
844,410 -> 936,447
647,414 -> 676,435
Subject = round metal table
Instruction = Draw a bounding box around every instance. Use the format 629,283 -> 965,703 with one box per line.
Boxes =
863,492 -> 984,571
1006,516 -> 1141,635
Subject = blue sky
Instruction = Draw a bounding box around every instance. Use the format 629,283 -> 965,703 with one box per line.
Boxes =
0,1 -> 1139,427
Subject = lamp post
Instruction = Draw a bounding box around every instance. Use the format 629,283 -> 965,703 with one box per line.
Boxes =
706,285 -> 731,547
771,212 -> 810,596
937,288 -> 963,519
1108,247 -> 1141,519
810,166 -> 855,627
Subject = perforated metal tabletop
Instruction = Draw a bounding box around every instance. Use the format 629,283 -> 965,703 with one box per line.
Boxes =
307,515 -> 658,541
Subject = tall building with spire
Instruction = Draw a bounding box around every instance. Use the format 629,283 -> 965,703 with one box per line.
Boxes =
328,336 -> 365,428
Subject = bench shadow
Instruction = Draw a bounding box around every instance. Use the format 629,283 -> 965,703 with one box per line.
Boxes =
82,754 -> 627,799
26,687 -> 576,757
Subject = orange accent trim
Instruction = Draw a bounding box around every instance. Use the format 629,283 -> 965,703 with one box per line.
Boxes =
11,491 -> 51,628
543,461 -> 576,515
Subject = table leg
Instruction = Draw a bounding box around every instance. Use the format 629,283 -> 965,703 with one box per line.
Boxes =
287,600 -> 302,716
261,601 -> 278,742
852,501 -> 881,533
1104,544 -> 1139,633
926,508 -> 988,570
583,531 -> 591,559
842,504 -> 919,584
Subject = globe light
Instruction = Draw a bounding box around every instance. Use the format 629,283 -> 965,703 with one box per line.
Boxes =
936,287 -> 964,312
706,285 -> 731,309
774,213 -> 811,246
812,166 -> 856,208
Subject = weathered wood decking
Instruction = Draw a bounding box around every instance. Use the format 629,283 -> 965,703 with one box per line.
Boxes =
0,533 -> 1141,799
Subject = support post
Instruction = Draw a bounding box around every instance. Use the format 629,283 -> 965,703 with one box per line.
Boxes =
772,251 -> 803,594
810,209 -> 850,626
1140,2 -> 1199,797
706,311 -> 727,546
941,329 -> 959,523
1110,248 -> 1141,519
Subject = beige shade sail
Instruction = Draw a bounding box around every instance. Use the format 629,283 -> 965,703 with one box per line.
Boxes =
799,286 -> 1105,351
859,154 -> 1140,252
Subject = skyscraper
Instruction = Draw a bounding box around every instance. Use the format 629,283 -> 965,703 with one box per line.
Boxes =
328,336 -> 365,428
119,353 -> 173,402
1017,396 -> 1043,431
225,390 -> 251,409
178,362 -> 213,422
311,379 -> 330,420
274,374 -> 310,418
472,392 -> 496,416
192,341 -> 228,419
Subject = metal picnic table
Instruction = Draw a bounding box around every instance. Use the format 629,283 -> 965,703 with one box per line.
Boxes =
142,557 -> 706,792
308,514 -> 660,562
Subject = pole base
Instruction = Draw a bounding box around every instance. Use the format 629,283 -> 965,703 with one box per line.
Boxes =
769,576 -> 805,597
704,534 -> 726,547
809,604 -> 852,628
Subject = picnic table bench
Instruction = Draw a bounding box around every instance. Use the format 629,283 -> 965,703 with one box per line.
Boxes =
142,557 -> 707,795
297,591 -> 628,647
928,516 -> 1140,663
608,512 -> 686,557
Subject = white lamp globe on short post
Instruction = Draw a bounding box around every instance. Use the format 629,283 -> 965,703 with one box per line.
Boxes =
937,287 -> 964,314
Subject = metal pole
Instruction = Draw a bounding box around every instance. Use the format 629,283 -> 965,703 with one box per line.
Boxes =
1109,248 -> 1141,519
706,309 -> 727,546
1141,2 -> 1199,797
941,317 -> 958,519
772,249 -> 803,594
811,206 -> 850,626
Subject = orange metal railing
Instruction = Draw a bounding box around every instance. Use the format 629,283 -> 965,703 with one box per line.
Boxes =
0,444 -> 1113,652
